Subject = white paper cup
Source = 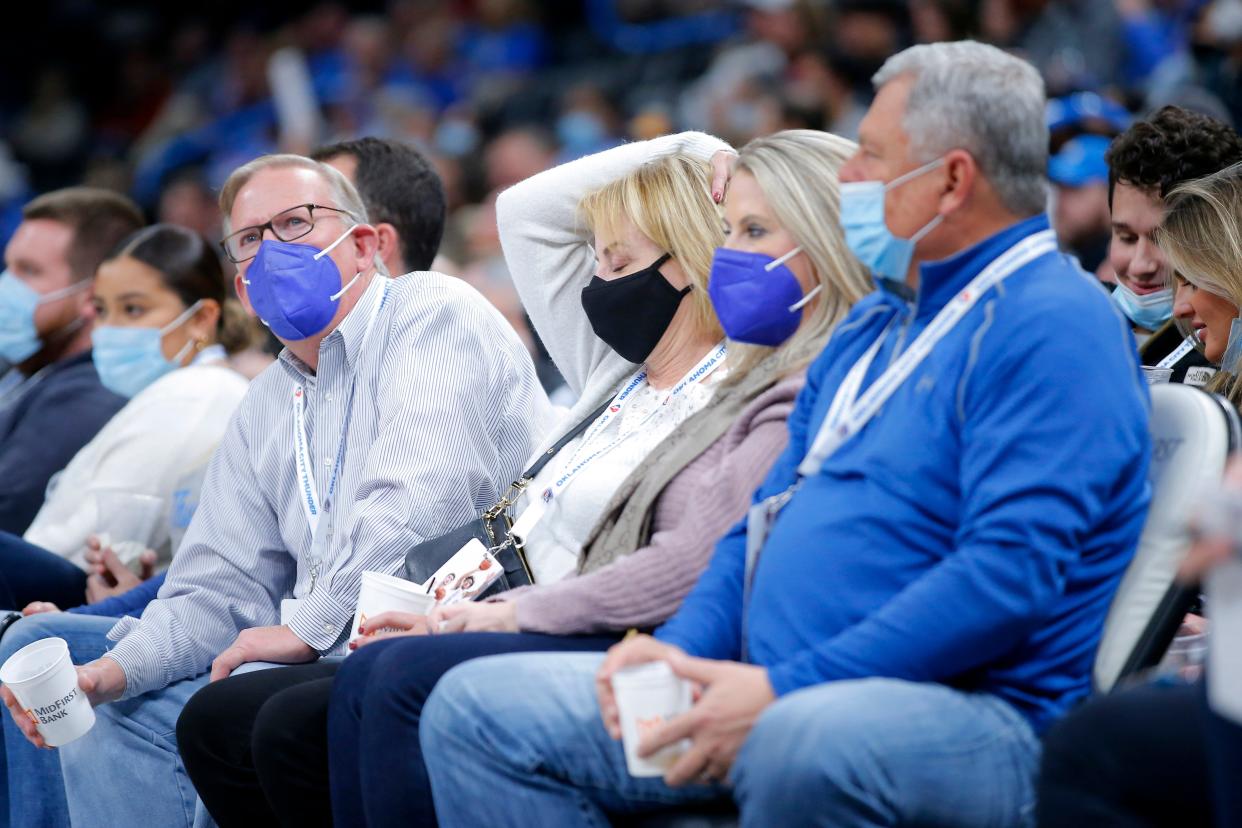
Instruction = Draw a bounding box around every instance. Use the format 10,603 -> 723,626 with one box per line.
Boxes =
0,638 -> 95,747
610,661 -> 693,777
348,571 -> 435,648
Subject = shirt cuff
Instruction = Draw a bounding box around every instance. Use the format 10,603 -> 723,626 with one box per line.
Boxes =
104,618 -> 171,699
286,588 -> 354,653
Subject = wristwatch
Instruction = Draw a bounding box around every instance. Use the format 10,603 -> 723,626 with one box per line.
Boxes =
0,611 -> 24,640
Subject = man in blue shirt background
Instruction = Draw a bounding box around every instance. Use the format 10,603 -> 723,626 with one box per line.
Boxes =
417,41 -> 1151,828
0,188 -> 142,535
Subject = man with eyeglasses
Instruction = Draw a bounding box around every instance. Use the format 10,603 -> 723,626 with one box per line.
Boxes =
1,154 -> 554,828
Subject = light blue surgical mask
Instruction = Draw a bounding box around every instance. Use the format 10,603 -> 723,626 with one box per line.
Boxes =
839,158 -> 946,284
91,300 -> 203,398
0,270 -> 91,363
1111,282 -> 1174,331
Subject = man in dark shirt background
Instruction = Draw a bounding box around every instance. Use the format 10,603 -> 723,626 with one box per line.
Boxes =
0,187 -> 144,534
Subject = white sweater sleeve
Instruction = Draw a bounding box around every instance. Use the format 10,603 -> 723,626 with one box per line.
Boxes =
495,131 -> 733,398
23,367 -> 247,566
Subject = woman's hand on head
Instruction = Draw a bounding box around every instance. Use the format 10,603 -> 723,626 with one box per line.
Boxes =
710,150 -> 738,204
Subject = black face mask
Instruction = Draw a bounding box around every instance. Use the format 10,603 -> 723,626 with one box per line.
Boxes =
580,253 -> 691,363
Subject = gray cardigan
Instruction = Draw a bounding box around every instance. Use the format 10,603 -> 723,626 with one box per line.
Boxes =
504,374 -> 804,634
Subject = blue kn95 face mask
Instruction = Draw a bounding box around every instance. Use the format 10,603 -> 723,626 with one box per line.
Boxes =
241,224 -> 360,341
708,246 -> 821,346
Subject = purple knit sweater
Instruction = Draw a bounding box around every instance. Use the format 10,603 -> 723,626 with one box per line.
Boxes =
504,374 -> 804,635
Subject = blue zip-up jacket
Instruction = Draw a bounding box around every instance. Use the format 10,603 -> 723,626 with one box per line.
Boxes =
656,214 -> 1150,733
68,572 -> 165,620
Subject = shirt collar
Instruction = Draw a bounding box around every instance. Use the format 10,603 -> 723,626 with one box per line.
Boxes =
275,275 -> 387,381
911,213 -> 1052,317
336,275 -> 386,370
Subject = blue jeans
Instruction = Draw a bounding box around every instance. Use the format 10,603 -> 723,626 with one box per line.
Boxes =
329,632 -> 617,827
0,613 -> 116,828
421,653 -> 1042,828
59,672 -> 210,828
58,660 -> 294,828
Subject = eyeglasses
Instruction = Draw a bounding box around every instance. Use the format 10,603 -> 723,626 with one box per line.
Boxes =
219,203 -> 355,264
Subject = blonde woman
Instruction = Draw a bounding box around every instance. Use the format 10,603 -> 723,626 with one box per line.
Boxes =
1158,161 -> 1242,407
176,131 -> 870,827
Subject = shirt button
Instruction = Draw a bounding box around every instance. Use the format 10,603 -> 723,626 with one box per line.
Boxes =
325,393 -> 333,402
323,457 -> 333,468
323,623 -> 334,634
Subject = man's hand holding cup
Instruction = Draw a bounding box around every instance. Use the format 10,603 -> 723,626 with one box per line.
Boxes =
1,653 -> 125,749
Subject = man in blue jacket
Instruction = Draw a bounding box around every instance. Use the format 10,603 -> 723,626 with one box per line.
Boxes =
418,41 -> 1151,828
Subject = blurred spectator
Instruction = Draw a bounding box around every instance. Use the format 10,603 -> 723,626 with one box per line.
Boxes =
910,0 -> 981,42
678,0 -> 828,142
1047,90 -> 1133,152
459,0 -> 547,78
11,70 -> 89,191
9,0 -> 1242,398
311,136 -> 447,275
0,188 -> 143,535
1195,0 -> 1242,125
485,126 -> 557,191
555,84 -> 625,162
156,171 -> 222,242
982,0 -> 1125,94
1050,135 -> 1114,274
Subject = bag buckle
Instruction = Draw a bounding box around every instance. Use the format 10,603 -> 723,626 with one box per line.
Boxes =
482,478 -> 531,522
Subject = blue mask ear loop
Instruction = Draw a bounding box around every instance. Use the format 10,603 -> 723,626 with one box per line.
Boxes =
764,246 -> 824,312
315,224 -> 365,301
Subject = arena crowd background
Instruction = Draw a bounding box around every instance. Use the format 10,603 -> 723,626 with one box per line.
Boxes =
2,0 -> 1240,382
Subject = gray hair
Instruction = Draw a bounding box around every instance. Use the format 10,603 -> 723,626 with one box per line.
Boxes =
873,41 -> 1049,216
218,154 -> 389,276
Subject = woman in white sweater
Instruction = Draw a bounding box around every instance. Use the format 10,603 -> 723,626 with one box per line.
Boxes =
0,224 -> 252,609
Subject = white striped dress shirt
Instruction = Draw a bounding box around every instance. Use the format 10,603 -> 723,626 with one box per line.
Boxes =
105,273 -> 554,698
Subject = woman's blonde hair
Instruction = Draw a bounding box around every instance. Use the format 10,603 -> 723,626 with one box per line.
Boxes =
579,154 -> 724,344
1157,161 -> 1242,406
725,129 -> 872,382
578,131 -> 870,384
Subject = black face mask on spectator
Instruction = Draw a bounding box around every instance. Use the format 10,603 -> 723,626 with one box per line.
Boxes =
580,253 -> 690,363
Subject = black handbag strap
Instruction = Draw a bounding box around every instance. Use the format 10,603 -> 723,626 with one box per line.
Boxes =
519,397 -> 613,483
481,397 -> 614,525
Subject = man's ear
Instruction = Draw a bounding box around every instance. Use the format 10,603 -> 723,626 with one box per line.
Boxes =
373,223 -> 402,274
234,272 -> 257,317
349,224 -> 383,275
939,149 -> 977,215
75,281 -> 97,322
